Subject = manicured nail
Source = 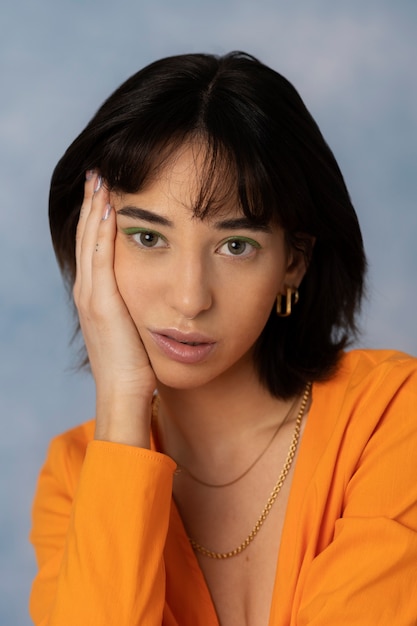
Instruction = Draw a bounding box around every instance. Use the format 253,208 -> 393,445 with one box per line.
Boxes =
94,175 -> 103,193
102,203 -> 112,221
86,169 -> 94,181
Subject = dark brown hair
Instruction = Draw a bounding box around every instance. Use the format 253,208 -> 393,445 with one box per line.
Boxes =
49,51 -> 366,397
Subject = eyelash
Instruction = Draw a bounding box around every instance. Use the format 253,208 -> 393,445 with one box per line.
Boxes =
121,228 -> 261,257
217,236 -> 261,257
122,227 -> 168,249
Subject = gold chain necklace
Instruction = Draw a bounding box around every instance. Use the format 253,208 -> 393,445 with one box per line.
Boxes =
188,382 -> 311,559
153,394 -> 298,488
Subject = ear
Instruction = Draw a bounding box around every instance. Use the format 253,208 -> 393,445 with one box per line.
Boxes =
284,233 -> 315,288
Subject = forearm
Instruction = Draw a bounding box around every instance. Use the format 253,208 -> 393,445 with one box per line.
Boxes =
30,440 -> 176,626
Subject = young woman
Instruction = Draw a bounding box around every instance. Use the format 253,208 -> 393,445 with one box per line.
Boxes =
30,52 -> 417,626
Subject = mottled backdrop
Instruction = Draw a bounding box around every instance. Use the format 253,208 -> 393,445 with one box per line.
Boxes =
1,1 -> 416,623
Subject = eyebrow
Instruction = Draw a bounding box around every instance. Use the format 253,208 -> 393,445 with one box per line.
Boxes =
117,206 -> 173,226
117,205 -> 272,233
213,217 -> 272,233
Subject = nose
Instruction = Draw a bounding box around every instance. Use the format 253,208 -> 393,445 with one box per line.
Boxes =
166,252 -> 213,320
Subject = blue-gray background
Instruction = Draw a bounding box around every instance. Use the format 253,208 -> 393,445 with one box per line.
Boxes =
1,1 -> 416,623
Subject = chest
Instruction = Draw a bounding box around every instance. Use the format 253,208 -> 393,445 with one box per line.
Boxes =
172,459 -> 296,626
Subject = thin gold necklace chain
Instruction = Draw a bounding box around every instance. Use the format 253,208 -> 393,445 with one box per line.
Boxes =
172,394 -> 299,488
188,382 -> 312,559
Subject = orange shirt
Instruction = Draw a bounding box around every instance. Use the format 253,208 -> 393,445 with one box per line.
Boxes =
30,350 -> 417,625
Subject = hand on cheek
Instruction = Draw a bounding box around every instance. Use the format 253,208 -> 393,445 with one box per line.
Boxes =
73,172 -> 157,447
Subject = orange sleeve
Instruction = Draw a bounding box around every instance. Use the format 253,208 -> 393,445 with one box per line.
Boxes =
29,433 -> 176,626
295,358 -> 417,624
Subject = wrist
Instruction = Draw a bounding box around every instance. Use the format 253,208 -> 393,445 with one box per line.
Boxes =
94,392 -> 154,448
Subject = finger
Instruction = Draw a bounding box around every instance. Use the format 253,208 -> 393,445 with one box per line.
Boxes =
77,175 -> 110,301
74,171 -> 102,298
75,171 -> 99,265
90,203 -> 120,305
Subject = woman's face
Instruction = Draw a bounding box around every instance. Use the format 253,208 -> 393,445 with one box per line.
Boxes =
112,145 -> 307,390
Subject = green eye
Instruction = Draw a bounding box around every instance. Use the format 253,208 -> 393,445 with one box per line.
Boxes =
226,240 -> 249,255
218,237 -> 261,257
137,231 -> 160,247
122,227 -> 167,249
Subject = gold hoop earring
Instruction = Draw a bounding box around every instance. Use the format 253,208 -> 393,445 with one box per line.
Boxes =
276,286 -> 299,317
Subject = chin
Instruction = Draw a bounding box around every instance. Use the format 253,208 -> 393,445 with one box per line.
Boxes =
154,368 -> 217,391
152,351 -> 255,393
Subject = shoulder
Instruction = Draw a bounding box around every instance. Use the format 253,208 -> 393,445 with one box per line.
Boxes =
309,349 -> 417,446
339,349 -> 416,411
39,420 -> 96,497
340,349 -> 417,375
319,348 -> 417,401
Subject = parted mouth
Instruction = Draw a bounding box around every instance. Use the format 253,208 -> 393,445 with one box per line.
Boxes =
150,328 -> 216,345
148,328 -> 217,365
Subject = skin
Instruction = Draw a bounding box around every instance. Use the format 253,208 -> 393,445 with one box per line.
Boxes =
75,145 -> 308,448
74,145 -> 310,626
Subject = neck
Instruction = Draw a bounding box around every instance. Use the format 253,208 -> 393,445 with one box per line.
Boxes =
154,360 -> 298,479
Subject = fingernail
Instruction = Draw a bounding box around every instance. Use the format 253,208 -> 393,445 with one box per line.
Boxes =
102,203 -> 112,221
94,175 -> 103,193
86,169 -> 94,181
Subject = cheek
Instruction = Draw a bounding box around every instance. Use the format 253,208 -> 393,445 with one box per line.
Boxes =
248,293 -> 275,334
113,241 -> 130,299
113,243 -> 152,319
224,276 -> 278,345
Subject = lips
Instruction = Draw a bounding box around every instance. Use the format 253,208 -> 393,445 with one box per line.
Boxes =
149,328 -> 216,364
